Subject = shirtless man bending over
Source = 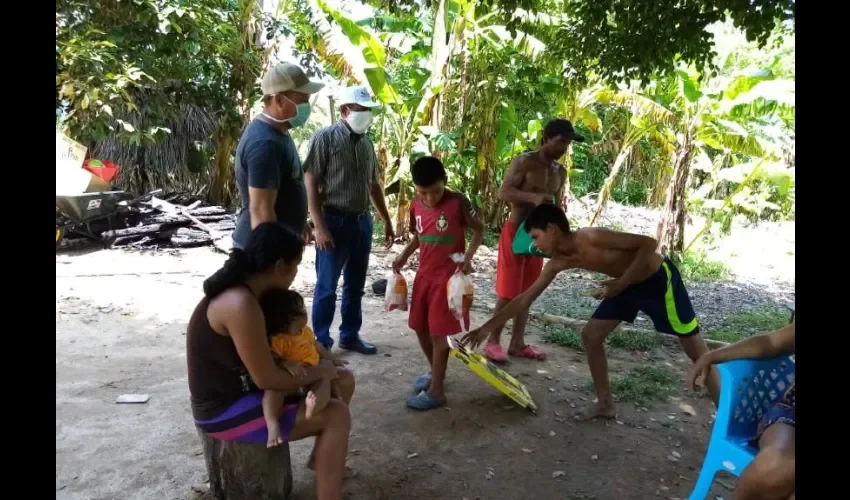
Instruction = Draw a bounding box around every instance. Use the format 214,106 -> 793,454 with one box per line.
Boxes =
464,204 -> 720,419
484,119 -> 579,363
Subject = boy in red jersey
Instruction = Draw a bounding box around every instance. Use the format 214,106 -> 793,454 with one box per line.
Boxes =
392,156 -> 484,410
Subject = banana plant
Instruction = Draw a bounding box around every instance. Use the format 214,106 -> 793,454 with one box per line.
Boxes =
311,0 -> 448,235
577,85 -> 676,226
314,0 -> 550,233
654,65 -> 794,254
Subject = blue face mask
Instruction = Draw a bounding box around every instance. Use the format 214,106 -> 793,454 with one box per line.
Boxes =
261,95 -> 312,128
288,102 -> 312,128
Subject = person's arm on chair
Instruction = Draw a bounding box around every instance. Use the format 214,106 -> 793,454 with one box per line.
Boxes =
688,323 -> 795,390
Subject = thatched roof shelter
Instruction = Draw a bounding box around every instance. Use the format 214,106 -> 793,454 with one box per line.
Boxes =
88,84 -> 219,196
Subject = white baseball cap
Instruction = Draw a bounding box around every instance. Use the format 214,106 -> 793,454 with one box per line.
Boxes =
339,85 -> 381,108
261,62 -> 325,96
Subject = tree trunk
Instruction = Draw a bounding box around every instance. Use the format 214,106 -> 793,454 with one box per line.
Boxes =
589,147 -> 630,226
197,427 -> 293,500
204,0 -> 266,207
395,177 -> 409,238
377,131 -> 388,188
474,90 -> 501,228
561,147 -> 572,211
329,96 -> 337,124
208,132 -> 236,206
655,140 -> 693,255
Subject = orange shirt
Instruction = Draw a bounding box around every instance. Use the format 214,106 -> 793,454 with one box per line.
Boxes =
270,325 -> 320,366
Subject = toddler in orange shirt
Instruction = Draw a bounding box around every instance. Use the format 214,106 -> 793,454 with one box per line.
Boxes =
260,289 -> 341,447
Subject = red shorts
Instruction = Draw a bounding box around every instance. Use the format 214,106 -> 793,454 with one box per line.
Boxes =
496,219 -> 544,300
408,273 -> 470,336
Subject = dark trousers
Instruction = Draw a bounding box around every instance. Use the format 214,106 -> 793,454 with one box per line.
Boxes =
312,209 -> 373,349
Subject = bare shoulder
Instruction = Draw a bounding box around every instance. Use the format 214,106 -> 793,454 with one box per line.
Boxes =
575,226 -> 609,242
511,152 -> 536,169
208,287 -> 261,332
501,155 -> 531,188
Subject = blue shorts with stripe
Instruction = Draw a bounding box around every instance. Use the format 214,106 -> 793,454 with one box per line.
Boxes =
592,257 -> 699,336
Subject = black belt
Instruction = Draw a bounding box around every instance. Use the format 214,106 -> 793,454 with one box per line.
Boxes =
323,206 -> 369,220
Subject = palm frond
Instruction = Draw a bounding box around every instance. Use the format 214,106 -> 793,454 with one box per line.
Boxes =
479,26 -> 546,59
597,89 -> 676,128
315,35 -> 358,81
696,118 -> 767,158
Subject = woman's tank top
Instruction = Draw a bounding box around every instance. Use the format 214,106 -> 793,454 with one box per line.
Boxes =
186,295 -> 259,421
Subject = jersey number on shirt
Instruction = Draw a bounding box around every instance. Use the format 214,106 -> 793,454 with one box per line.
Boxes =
415,215 -> 423,234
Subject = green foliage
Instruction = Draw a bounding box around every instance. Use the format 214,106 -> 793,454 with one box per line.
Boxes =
482,231 -> 500,249
372,217 -> 386,244
584,365 -> 678,404
549,0 -> 794,85
608,330 -> 662,351
56,0 -> 254,144
542,326 -> 584,350
705,329 -> 745,344
707,308 -> 790,343
543,325 -> 662,352
672,250 -> 730,282
568,125 -> 610,198
55,0 -> 315,199
57,0 -> 795,227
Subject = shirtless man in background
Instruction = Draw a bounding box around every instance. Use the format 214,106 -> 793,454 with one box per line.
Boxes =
464,204 -> 720,419
483,119 -> 582,363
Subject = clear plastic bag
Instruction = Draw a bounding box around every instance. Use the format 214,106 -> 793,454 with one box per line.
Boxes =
385,271 -> 408,312
446,253 -> 474,325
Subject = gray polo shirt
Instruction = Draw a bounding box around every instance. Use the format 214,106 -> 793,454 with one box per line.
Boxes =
302,121 -> 379,214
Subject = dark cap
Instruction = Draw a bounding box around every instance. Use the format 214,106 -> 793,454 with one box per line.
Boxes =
543,118 -> 585,143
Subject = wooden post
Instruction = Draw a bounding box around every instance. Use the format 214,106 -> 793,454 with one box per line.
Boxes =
197,427 -> 293,500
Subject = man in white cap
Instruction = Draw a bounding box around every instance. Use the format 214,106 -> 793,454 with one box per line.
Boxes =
231,61 -> 324,249
304,85 -> 394,355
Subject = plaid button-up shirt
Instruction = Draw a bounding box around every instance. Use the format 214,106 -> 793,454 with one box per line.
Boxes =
303,121 -> 379,214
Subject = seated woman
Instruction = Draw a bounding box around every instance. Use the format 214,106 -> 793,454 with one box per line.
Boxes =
186,223 -> 355,500
688,322 -> 795,500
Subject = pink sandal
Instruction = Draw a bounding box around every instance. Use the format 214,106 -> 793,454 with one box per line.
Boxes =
510,345 -> 547,361
483,344 -> 509,363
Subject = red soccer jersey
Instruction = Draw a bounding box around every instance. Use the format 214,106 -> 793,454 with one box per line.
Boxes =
409,190 -> 470,278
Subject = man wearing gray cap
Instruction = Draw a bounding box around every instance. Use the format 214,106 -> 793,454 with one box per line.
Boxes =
304,85 -> 394,355
231,62 -> 324,249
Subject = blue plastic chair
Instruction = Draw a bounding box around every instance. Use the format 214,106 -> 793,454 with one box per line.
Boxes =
688,356 -> 795,500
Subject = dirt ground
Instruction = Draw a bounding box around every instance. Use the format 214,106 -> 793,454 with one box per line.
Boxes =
56,241 -> 767,500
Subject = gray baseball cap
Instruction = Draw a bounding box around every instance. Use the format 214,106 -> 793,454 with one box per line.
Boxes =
261,62 -> 325,96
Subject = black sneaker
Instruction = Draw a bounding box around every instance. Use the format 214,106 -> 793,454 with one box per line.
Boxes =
339,338 -> 378,355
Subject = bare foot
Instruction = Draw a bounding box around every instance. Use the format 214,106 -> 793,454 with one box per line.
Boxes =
304,388 -> 330,419
574,401 -> 616,421
266,419 -> 283,448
